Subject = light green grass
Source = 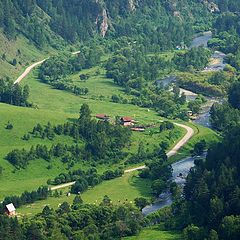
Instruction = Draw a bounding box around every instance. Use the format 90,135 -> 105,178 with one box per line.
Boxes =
17,172 -> 152,216
0,50 -> 219,218
24,69 -> 162,124
71,66 -> 131,101
0,103 -> 81,198
123,226 -> 182,240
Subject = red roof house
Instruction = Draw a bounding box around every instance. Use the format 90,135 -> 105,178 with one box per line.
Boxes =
121,117 -> 135,126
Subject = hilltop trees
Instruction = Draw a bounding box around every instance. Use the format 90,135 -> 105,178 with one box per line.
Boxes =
0,196 -> 145,240
6,104 -> 132,168
228,81 -> 240,110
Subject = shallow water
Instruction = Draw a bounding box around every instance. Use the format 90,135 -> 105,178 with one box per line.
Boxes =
190,31 -> 212,48
142,156 -> 197,215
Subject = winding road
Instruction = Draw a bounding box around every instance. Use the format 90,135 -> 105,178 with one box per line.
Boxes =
124,122 -> 194,173
14,51 -> 194,190
49,122 -> 194,190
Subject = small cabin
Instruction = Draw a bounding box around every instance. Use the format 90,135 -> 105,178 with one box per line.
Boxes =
121,117 -> 135,126
96,114 -> 110,121
5,203 -> 16,216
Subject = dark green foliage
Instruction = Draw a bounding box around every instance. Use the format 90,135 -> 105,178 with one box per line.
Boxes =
5,121 -> 13,130
191,140 -> 206,156
171,125 -> 240,239
138,149 -> 172,196
0,216 -> 24,240
134,197 -> 150,211
0,78 -> 30,106
228,81 -> 240,110
173,47 -> 211,71
7,105 -> 131,168
0,186 -> 49,214
159,121 -> 175,132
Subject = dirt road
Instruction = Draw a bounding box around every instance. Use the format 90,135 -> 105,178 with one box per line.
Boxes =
124,123 -> 194,173
49,123 -> 194,190
14,59 -> 47,84
50,181 -> 76,191
14,51 -> 81,85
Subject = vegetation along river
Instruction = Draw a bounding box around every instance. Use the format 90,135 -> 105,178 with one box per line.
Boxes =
143,32 -> 223,215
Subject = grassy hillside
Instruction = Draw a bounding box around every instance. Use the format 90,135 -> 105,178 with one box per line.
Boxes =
0,31 -> 53,79
0,100 -> 184,200
17,172 -> 152,216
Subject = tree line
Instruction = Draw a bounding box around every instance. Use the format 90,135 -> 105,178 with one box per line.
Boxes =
0,195 -> 146,240
38,46 -> 103,95
6,104 -> 132,169
0,186 -> 48,214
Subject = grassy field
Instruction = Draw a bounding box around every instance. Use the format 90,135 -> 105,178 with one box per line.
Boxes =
123,226 -> 182,240
17,172 -> 152,216
0,49 -> 219,219
0,100 -> 184,200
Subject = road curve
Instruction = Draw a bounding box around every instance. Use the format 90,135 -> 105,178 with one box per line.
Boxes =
49,123 -> 194,190
124,122 -> 194,173
14,51 -> 194,187
14,51 -> 81,85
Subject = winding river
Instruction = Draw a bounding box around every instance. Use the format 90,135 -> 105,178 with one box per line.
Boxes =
142,155 -> 199,215
143,32 -> 222,215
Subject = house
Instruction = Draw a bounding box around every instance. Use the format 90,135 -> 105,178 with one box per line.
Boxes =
5,203 -> 16,216
120,117 -> 135,126
96,114 -> 110,121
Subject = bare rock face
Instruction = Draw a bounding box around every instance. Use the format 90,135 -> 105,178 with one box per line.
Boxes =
100,8 -> 109,37
129,0 -> 138,11
201,0 -> 220,13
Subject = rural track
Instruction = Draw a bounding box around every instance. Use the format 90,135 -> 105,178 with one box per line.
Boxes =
124,122 -> 194,173
50,123 -> 194,190
14,51 -> 80,85
50,182 -> 76,191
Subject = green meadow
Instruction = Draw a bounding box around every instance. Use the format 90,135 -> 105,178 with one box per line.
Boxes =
0,54 -> 218,219
123,226 -> 182,240
0,31 -> 54,79
17,172 -> 152,216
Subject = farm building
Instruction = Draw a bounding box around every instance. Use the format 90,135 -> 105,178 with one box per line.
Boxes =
5,203 -> 16,216
96,114 -> 110,121
120,117 -> 135,126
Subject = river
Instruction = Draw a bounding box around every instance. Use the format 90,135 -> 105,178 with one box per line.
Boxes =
142,155 -> 202,215
158,31 -> 225,128
143,32 -> 222,215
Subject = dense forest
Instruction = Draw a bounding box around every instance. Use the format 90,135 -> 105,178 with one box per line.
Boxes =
0,0 -> 211,49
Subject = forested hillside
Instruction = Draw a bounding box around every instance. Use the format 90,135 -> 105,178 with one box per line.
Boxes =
0,0 -> 211,48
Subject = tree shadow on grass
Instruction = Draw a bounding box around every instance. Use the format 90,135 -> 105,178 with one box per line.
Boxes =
67,118 -> 78,123
128,175 -> 153,198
